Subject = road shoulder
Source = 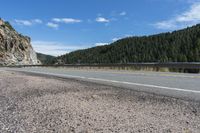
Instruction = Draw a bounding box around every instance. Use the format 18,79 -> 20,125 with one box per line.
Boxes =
0,70 -> 200,132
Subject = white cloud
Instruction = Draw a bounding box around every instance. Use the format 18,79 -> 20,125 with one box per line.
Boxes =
154,2 -> 200,29
46,22 -> 59,29
119,11 -> 127,16
95,42 -> 109,46
176,3 -> 200,22
112,34 -> 132,42
52,18 -> 82,24
52,18 -> 61,22
32,41 -> 86,56
33,19 -> 43,24
155,20 -> 176,30
96,17 -> 110,23
112,38 -> 120,42
14,19 -> 43,26
15,20 -> 32,26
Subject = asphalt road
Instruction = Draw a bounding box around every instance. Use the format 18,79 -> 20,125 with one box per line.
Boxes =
2,67 -> 200,101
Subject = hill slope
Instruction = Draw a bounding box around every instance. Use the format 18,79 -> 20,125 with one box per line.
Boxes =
0,19 -> 39,66
58,24 -> 200,64
36,53 -> 55,65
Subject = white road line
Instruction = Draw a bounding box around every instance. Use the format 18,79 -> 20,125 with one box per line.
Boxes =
88,78 -> 200,93
9,69 -> 200,94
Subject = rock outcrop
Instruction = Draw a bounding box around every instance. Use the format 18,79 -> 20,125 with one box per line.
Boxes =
0,19 -> 40,66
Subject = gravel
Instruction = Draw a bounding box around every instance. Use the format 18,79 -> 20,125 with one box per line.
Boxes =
0,70 -> 200,133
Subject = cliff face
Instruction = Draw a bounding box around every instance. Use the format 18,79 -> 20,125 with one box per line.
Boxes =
0,19 -> 39,66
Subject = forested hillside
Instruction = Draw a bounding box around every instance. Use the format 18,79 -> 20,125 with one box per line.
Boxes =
37,53 -> 55,65
58,24 -> 200,64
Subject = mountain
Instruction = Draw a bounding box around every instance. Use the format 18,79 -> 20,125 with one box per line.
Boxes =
36,53 -> 55,65
57,24 -> 200,64
0,19 -> 40,66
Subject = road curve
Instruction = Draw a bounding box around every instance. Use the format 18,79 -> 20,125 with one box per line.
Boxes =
2,67 -> 200,101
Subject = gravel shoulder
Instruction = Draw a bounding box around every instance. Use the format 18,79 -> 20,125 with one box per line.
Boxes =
0,70 -> 200,133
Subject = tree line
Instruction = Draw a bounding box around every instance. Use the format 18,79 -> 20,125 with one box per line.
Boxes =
56,24 -> 200,64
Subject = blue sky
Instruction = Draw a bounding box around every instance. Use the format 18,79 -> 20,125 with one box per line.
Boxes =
1,0 -> 200,56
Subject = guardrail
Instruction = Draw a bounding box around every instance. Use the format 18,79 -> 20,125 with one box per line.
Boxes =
2,63 -> 200,73
3,62 -> 200,68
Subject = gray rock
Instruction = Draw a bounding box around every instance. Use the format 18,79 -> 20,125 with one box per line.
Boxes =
0,19 -> 40,66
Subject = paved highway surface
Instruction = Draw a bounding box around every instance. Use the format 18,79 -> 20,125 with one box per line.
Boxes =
2,67 -> 200,101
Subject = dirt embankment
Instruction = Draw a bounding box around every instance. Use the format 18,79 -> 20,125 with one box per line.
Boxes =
0,70 -> 200,133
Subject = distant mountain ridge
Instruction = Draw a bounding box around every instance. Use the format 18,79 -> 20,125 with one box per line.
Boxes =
57,24 -> 200,64
0,19 -> 40,66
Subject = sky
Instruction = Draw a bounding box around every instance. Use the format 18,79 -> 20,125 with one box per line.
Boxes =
1,0 -> 200,56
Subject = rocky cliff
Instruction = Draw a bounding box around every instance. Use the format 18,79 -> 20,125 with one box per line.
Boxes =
0,19 -> 39,66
